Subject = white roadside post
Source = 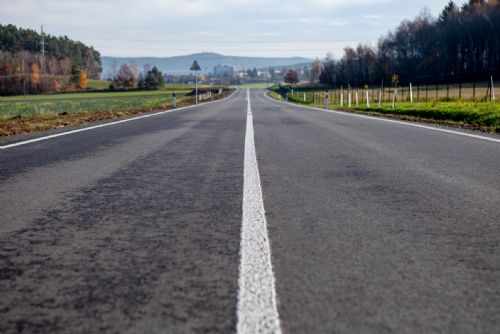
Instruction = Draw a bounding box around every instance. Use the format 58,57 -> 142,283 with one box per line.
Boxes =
492,76 -> 496,101
172,90 -> 177,108
379,90 -> 382,107
340,86 -> 344,108
392,87 -> 397,108
190,60 -> 201,104
324,91 -> 329,109
366,89 -> 370,108
348,91 -> 352,109
410,83 -> 413,103
304,92 -> 306,102
355,90 -> 359,107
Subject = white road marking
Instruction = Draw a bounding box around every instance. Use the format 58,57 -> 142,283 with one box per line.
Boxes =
264,92 -> 500,144
237,89 -> 282,334
0,90 -> 238,150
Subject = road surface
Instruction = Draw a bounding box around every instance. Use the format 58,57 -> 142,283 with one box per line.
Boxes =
0,89 -> 499,333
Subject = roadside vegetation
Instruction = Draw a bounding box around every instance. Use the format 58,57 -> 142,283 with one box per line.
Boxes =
0,29 -> 231,137
315,1 -> 500,90
0,87 -> 232,136
0,24 -> 102,96
87,80 -> 111,90
269,86 -> 500,133
0,91 -> 190,118
270,1 -> 500,133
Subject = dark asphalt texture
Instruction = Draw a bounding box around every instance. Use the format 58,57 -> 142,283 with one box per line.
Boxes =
251,91 -> 500,334
1,89 -> 499,333
0,91 -> 246,333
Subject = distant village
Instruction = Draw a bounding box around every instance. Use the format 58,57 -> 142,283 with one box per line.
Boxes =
164,63 -> 312,86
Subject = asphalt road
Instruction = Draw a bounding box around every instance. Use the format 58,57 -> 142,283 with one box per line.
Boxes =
1,89 -> 499,333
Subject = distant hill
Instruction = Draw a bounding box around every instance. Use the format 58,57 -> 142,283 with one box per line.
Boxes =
101,52 -> 312,77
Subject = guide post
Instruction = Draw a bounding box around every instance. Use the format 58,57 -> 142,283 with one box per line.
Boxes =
190,60 -> 202,104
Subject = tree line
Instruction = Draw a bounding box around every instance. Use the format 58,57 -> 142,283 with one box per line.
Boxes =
109,62 -> 165,90
319,0 -> 500,87
0,24 -> 102,95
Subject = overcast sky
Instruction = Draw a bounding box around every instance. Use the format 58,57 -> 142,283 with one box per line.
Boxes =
0,0 -> 466,59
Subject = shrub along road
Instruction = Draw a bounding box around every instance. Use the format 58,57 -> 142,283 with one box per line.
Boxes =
0,89 -> 499,333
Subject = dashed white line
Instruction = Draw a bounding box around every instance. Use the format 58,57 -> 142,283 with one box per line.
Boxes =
264,92 -> 500,144
237,89 -> 282,334
0,90 -> 238,150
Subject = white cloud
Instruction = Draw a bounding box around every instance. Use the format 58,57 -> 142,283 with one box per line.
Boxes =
0,0 -> 466,58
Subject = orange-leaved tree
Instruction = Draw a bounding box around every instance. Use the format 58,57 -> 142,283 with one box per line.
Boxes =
78,69 -> 88,89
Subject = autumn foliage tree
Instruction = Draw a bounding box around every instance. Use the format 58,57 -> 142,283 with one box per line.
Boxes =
78,70 -> 88,89
284,69 -> 299,84
113,64 -> 137,88
29,62 -> 41,92
0,24 -> 102,95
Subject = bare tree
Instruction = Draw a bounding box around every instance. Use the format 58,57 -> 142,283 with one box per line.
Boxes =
113,63 -> 137,88
311,58 -> 322,83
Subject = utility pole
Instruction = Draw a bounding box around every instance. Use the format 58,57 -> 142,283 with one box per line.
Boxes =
40,26 -> 46,73
40,25 -> 48,91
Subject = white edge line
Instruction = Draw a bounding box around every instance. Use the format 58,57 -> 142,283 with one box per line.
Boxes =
237,89 -> 281,334
264,92 -> 500,144
0,89 -> 238,150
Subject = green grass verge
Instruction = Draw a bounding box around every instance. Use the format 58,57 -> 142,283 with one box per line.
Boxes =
0,90 -> 193,102
355,101 -> 500,131
86,81 -> 197,91
0,89 -> 234,136
270,88 -> 500,132
0,91 -> 191,118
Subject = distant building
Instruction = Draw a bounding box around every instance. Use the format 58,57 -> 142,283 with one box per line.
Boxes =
213,64 -> 234,76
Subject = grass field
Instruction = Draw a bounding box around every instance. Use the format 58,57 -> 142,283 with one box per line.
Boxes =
71,80 -> 198,91
271,87 -> 500,132
0,90 -> 192,102
88,79 -> 111,90
0,90 -> 192,118
0,87 -> 232,135
349,101 -> 500,131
